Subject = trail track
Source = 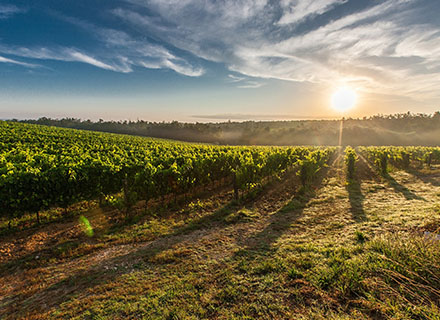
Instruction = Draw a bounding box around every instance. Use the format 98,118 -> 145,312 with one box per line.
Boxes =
1,156 -> 440,319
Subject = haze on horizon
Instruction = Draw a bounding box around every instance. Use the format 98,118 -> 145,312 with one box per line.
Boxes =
1,0 -> 440,122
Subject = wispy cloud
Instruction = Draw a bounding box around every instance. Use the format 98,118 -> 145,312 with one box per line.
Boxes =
0,5 -> 24,19
228,74 -> 245,82
43,12 -> 204,76
237,81 -> 264,89
0,41 -> 203,76
0,55 -> 39,68
277,0 -> 347,25
0,9 -> 204,76
227,74 -> 263,88
67,50 -> 129,72
2,0 -> 440,100
114,0 -> 440,100
162,59 -> 204,77
0,46 -> 131,72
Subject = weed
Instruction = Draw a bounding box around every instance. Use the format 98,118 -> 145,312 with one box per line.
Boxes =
354,230 -> 367,244
288,267 -> 303,280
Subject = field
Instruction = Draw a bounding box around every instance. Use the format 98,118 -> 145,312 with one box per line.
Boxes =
1,122 -> 440,319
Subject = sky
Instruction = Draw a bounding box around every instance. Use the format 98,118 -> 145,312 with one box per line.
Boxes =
1,0 -> 440,122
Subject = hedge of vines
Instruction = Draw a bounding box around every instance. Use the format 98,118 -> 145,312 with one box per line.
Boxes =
359,146 -> 440,175
0,121 -> 335,221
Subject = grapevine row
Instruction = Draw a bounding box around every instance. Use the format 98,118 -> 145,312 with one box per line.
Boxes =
0,122 -> 335,223
359,146 -> 440,175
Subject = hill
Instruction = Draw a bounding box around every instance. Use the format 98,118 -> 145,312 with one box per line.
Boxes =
16,111 -> 440,146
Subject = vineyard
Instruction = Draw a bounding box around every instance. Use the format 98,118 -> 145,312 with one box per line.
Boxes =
0,121 -> 334,225
1,122 -> 440,319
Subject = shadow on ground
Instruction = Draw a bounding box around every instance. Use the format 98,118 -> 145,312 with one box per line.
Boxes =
346,179 -> 366,222
231,155 -> 334,258
406,168 -> 440,187
1,198 -> 239,317
385,174 -> 426,201
2,170 -> 303,317
356,153 -> 426,202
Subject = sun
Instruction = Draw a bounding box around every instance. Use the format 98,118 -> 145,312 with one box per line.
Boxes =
331,87 -> 357,112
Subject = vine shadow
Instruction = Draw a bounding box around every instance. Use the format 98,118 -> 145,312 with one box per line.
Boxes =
405,168 -> 440,187
232,159 -> 332,258
385,174 -> 426,201
346,179 -> 366,222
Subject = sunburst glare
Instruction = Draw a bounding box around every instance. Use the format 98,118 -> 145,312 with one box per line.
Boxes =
331,87 -> 357,112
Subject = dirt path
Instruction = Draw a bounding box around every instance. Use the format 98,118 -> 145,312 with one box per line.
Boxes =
1,167 -> 301,317
2,157 -> 440,319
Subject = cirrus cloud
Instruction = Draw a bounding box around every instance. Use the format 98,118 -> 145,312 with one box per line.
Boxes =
1,0 -> 440,102
0,4 -> 25,19
114,0 -> 440,99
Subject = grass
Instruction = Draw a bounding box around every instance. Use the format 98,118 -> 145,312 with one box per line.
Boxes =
2,160 -> 440,319
0,200 -> 96,237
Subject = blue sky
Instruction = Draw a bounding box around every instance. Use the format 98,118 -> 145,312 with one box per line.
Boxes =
1,0 -> 440,121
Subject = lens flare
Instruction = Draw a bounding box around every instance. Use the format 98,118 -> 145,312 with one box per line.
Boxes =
79,215 -> 94,237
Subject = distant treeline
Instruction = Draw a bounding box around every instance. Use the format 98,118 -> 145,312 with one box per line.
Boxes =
14,111 -> 440,146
